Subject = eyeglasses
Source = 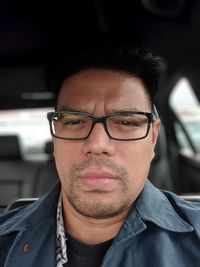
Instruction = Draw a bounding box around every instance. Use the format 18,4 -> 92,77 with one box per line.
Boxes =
47,111 -> 158,141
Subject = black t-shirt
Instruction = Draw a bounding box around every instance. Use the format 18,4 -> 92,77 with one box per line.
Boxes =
64,234 -> 113,267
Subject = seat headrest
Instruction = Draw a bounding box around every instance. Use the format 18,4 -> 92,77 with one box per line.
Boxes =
0,135 -> 22,160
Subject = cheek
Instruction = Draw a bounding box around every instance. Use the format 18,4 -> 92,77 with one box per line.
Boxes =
121,141 -> 154,177
115,141 -> 154,201
53,141 -> 80,179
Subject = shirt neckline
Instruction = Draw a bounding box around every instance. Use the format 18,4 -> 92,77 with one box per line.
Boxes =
66,232 -> 113,259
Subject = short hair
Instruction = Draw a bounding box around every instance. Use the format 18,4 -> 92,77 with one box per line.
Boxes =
49,43 -> 164,107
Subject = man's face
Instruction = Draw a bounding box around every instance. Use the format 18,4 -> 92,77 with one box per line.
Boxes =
53,69 -> 160,219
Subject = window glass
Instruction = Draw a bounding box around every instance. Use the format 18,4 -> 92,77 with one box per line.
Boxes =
0,108 -> 52,160
169,78 -> 200,153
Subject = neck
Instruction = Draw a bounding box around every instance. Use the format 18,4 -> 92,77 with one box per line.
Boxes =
61,191 -> 131,245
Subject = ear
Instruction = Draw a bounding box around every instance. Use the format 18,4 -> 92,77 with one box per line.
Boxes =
150,119 -> 161,161
152,119 -> 161,145
151,119 -> 161,160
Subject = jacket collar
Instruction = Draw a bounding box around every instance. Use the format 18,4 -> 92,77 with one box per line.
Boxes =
112,180 -> 193,244
134,180 -> 193,232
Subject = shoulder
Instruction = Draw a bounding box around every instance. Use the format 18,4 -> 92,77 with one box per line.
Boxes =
136,181 -> 200,233
162,188 -> 200,210
0,182 -> 60,233
0,205 -> 27,224
0,200 -> 41,233
162,189 -> 200,226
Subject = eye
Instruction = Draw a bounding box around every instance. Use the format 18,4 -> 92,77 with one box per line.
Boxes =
119,120 -> 138,126
113,117 -> 142,127
54,114 -> 91,129
110,114 -> 148,128
63,119 -> 83,125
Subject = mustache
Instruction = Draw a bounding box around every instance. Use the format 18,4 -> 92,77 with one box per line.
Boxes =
69,156 -> 128,179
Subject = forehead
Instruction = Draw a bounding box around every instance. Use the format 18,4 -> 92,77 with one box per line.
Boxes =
57,69 -> 151,112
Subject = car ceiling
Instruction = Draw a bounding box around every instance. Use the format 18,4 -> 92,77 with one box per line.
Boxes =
0,0 -> 200,108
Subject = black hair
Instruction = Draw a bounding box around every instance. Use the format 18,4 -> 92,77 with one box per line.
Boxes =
49,43 -> 164,108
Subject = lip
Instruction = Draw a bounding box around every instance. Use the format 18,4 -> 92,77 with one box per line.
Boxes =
80,171 -> 117,180
78,171 -> 118,190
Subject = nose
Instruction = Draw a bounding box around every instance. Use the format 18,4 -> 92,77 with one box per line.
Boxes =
82,123 -> 116,156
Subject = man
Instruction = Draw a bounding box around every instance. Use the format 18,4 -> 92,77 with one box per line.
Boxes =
0,44 -> 200,267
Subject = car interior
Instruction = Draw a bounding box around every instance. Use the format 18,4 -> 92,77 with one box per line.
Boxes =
0,0 -> 200,213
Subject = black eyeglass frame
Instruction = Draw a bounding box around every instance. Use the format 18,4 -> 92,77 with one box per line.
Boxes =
47,110 -> 158,141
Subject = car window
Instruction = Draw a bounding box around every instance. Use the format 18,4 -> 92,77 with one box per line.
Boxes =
0,108 -> 52,160
169,78 -> 200,154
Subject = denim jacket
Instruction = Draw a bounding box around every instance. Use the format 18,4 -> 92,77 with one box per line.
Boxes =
0,180 -> 200,267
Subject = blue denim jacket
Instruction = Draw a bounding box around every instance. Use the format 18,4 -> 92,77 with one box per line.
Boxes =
0,180 -> 200,267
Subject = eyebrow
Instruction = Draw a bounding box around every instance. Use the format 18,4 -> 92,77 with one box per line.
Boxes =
56,106 -> 86,112
111,107 -> 143,113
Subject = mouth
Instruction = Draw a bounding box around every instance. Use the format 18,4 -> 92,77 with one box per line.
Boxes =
78,171 -> 118,191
